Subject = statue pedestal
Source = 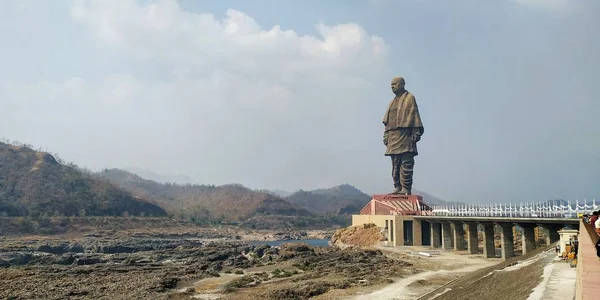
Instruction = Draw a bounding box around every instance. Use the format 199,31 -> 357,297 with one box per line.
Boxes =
360,194 -> 431,215
372,194 -> 423,203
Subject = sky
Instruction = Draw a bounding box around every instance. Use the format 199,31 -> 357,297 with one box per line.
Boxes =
1,0 -> 599,204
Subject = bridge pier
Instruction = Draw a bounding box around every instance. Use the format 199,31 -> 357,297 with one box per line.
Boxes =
466,222 -> 479,254
520,224 -> 537,255
499,224 -> 515,259
441,222 -> 453,250
430,222 -> 442,248
482,223 -> 496,258
413,219 -> 423,246
544,225 -> 562,246
452,222 -> 467,251
400,216 -> 579,260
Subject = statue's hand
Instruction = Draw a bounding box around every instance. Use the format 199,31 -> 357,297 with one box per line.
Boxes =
412,134 -> 421,142
383,136 -> 388,146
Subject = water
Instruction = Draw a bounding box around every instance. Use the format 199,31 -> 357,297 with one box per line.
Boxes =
247,239 -> 330,247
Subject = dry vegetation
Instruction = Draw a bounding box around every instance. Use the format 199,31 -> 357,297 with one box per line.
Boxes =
0,142 -> 166,218
98,169 -> 350,229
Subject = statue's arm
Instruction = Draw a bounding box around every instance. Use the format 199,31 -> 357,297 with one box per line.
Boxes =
412,127 -> 424,136
409,94 -> 424,138
411,127 -> 423,142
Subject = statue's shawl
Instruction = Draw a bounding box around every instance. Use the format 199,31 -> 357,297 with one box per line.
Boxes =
382,90 -> 424,129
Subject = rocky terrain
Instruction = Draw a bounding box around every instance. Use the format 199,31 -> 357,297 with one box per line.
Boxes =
0,230 -> 416,300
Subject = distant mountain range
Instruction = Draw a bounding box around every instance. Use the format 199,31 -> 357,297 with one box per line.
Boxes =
264,186 -> 456,213
97,169 -> 313,225
95,169 -> 456,225
278,184 -> 370,215
125,167 -> 193,185
0,141 -> 456,229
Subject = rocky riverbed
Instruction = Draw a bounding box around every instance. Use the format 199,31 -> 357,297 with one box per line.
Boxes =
0,230 -> 416,300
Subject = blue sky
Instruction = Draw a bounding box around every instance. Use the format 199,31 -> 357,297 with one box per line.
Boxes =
1,0 -> 598,204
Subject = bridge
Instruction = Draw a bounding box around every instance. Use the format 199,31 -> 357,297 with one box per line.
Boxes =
354,195 -> 594,259
353,194 -> 600,298
352,195 -> 600,298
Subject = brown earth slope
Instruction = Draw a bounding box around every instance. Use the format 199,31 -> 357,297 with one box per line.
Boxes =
0,142 -> 166,218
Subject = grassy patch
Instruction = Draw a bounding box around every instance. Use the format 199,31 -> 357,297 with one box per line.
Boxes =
223,275 -> 256,293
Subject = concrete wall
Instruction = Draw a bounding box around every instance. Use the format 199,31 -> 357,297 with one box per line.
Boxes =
575,219 -> 600,299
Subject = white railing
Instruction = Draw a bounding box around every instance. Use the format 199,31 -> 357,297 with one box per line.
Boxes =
430,199 -> 598,219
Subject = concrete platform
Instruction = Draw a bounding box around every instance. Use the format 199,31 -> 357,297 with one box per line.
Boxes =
528,256 -> 576,300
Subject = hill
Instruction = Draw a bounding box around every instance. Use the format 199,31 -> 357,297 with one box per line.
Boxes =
282,185 -> 456,215
0,142 -> 167,217
97,169 -> 321,227
284,184 -> 371,215
126,167 -> 193,184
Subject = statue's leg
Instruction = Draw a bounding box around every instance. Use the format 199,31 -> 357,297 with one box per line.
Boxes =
390,155 -> 402,194
399,153 -> 415,195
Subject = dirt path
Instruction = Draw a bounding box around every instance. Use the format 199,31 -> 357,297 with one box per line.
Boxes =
348,255 -> 496,300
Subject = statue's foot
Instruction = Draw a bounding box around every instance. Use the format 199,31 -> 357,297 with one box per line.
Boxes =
398,189 -> 411,195
388,187 -> 402,195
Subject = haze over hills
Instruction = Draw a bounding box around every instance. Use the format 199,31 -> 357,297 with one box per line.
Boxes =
265,189 -> 294,198
97,169 -> 348,229
283,184 -> 370,215
126,167 -> 194,185
268,186 -> 456,214
0,142 -> 167,217
120,168 -> 455,215
412,190 -> 464,206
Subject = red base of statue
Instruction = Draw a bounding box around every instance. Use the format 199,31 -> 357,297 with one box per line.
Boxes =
359,194 -> 433,215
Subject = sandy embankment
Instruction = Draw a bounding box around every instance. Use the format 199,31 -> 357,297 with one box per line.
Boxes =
321,224 -> 501,300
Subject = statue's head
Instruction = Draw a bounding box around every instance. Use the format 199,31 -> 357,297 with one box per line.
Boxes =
391,77 -> 405,95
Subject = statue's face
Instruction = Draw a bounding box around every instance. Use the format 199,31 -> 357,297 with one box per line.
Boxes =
391,78 -> 405,94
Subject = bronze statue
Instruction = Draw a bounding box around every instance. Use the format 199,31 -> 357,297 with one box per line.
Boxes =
382,76 -> 424,195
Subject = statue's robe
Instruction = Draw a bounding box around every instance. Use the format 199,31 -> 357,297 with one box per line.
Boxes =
382,90 -> 424,156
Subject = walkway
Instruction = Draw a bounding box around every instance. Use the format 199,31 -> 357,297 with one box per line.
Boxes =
527,256 -> 576,300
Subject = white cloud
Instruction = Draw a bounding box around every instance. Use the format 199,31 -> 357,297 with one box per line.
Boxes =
1,0 -> 390,190
69,0 -> 387,82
